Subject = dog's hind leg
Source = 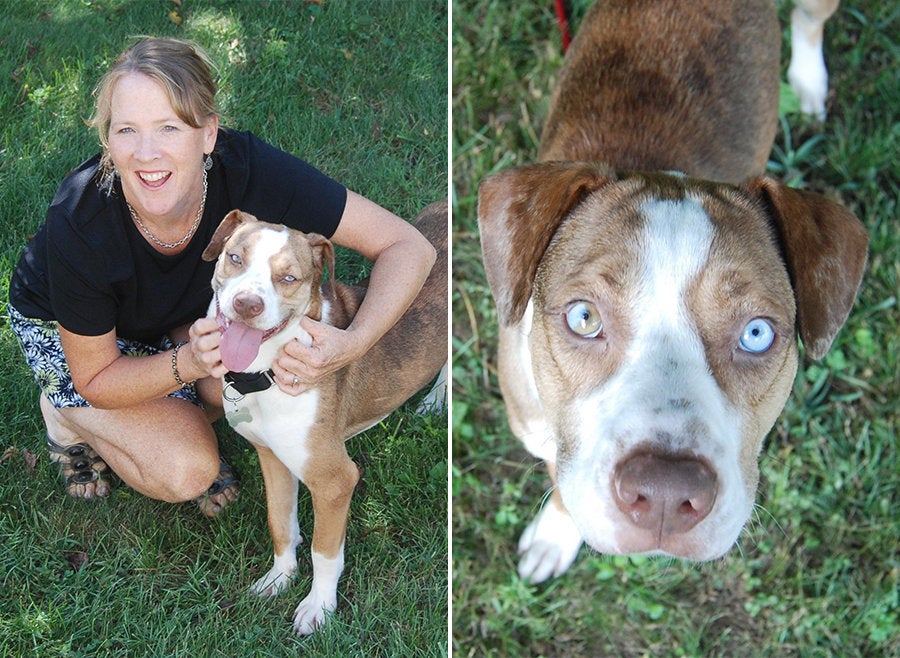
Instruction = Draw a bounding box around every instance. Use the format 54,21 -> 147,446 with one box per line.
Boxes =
249,443 -> 302,597
292,447 -> 360,635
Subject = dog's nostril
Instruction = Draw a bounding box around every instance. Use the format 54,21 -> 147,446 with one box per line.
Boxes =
612,452 -> 717,536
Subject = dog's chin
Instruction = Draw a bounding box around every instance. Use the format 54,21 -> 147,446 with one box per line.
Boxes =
575,521 -> 742,562
604,529 -> 737,562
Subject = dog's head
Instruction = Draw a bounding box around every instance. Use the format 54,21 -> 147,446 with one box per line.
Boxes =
479,164 -> 868,559
202,209 -> 334,371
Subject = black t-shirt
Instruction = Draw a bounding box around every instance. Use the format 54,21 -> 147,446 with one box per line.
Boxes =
9,128 -> 347,344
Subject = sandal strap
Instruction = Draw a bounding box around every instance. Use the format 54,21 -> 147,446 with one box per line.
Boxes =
46,436 -> 92,458
205,457 -> 241,496
46,435 -> 113,487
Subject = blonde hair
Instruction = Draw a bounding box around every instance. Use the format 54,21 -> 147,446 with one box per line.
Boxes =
89,37 -> 218,190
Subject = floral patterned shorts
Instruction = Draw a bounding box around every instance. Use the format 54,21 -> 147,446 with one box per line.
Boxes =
7,304 -> 200,409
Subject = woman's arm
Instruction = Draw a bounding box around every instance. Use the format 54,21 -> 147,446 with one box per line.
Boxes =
271,190 -> 437,394
59,325 -> 220,409
61,191 -> 437,404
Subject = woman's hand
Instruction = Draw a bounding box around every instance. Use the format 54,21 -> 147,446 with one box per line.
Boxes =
268,190 -> 437,397
187,317 -> 228,380
271,316 -> 365,396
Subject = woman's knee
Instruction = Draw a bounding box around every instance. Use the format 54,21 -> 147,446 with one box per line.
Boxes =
150,439 -> 221,503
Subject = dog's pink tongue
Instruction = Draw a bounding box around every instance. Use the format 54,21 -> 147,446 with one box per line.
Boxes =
220,321 -> 265,372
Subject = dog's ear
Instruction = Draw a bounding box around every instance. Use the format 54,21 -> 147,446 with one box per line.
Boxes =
478,162 -> 614,326
741,177 -> 869,360
306,233 -> 336,300
202,210 -> 258,261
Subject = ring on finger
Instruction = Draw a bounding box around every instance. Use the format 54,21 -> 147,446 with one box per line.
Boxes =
292,375 -> 300,387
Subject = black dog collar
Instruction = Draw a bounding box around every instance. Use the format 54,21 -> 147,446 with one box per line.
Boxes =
223,369 -> 276,401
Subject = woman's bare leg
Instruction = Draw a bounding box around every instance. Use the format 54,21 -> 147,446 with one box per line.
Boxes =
40,387 -> 233,513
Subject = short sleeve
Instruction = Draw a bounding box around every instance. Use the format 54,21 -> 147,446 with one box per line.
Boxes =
217,130 -> 347,238
45,209 -> 118,336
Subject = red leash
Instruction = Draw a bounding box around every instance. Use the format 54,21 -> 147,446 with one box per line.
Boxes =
554,0 -> 572,53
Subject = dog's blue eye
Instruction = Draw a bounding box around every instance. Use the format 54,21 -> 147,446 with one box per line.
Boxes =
739,318 -> 775,353
565,301 -> 603,338
282,275 -> 296,283
229,253 -> 242,266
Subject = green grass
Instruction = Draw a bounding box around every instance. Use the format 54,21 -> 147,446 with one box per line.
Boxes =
452,1 -> 898,656
0,1 -> 447,656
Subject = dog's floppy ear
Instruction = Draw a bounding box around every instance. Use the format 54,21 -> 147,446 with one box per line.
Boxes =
306,233 -> 335,298
478,162 -> 614,326
741,177 -> 869,360
202,209 -> 258,261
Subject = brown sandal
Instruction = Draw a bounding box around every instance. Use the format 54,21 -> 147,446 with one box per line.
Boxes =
46,435 -> 113,499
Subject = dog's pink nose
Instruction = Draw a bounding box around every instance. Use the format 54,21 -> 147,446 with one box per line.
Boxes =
233,294 -> 265,319
612,453 -> 717,536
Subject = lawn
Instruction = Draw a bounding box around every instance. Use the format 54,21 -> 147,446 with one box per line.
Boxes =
452,1 -> 898,656
0,1 -> 448,656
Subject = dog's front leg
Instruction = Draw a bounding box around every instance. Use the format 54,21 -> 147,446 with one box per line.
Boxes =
517,462 -> 583,583
250,443 -> 302,597
293,448 -> 360,636
788,0 -> 840,118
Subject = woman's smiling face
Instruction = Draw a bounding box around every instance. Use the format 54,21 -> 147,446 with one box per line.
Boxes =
107,72 -> 217,229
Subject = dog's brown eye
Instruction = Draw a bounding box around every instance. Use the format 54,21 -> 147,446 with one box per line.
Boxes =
565,301 -> 603,338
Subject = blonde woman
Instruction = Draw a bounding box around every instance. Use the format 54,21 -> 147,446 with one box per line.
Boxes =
8,37 -> 435,516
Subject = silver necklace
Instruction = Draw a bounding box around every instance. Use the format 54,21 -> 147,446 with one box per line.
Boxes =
127,168 -> 208,249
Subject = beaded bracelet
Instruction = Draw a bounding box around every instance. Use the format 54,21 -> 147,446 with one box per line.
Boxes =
172,340 -> 191,388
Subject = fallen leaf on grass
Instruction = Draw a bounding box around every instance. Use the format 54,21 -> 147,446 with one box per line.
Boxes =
22,449 -> 37,471
63,551 -> 89,572
1,446 -> 16,463
1,446 -> 40,471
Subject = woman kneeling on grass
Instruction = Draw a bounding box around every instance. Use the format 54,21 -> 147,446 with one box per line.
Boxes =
6,37 -> 435,516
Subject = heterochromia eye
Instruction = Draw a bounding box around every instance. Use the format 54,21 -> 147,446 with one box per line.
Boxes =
565,301 -> 603,338
739,318 -> 775,353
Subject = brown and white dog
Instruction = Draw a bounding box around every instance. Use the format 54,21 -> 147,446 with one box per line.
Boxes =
477,0 -> 867,583
202,202 -> 447,634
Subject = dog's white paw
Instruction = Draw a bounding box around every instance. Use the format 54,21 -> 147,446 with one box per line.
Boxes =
249,565 -> 296,598
788,53 -> 828,119
517,501 -> 583,583
291,589 -> 337,636
289,549 -> 344,635
788,9 -> 829,119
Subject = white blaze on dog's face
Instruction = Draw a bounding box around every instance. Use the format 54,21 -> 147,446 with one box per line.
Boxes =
525,179 -> 799,559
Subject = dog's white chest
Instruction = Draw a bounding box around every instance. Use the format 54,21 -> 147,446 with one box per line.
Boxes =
224,385 -> 320,474
221,326 -> 321,474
